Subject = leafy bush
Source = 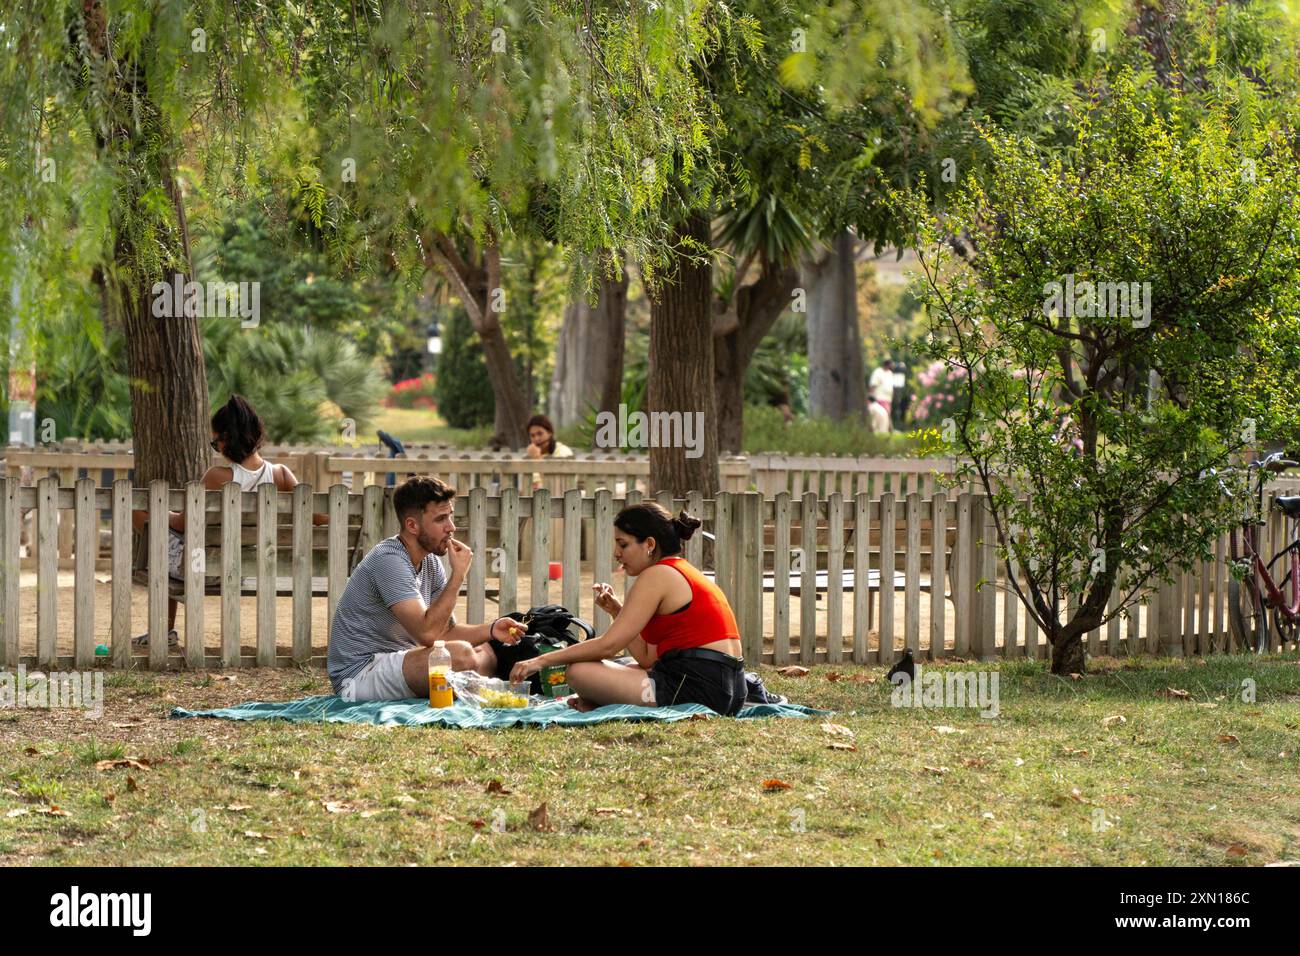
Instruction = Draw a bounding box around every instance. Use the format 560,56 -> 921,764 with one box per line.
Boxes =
204,320 -> 385,443
34,316 -> 132,441
434,308 -> 495,429
894,72 -> 1300,672
741,404 -> 926,456
909,360 -> 969,427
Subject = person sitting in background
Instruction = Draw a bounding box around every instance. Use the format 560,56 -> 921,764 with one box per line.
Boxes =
508,503 -> 748,716
868,358 -> 895,434
524,412 -> 574,493
132,394 -> 325,647
524,413 -> 574,460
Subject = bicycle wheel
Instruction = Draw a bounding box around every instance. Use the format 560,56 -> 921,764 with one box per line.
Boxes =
1267,545 -> 1300,648
1228,576 -> 1269,654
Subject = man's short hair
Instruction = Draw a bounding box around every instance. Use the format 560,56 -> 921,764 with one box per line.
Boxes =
393,475 -> 456,524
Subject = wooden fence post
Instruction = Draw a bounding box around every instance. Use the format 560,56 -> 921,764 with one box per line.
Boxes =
112,479 -> 132,668
800,492 -> 818,665
878,492 -> 896,666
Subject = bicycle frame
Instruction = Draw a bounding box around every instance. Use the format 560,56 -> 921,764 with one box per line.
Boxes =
1229,466 -> 1300,623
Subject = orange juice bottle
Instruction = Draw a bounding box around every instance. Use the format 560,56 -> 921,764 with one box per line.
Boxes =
428,641 -> 454,708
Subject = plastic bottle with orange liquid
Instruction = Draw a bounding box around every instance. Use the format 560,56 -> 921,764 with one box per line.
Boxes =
428,641 -> 454,708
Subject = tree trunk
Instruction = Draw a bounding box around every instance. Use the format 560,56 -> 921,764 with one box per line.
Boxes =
714,263 -> 799,454
714,340 -> 745,455
648,212 -> 718,497
803,230 -> 866,423
549,261 -> 627,427
82,1 -> 210,485
429,235 -> 531,449
1048,628 -> 1087,676
111,270 -> 211,485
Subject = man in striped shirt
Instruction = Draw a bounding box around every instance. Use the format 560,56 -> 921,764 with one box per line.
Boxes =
327,475 -> 525,701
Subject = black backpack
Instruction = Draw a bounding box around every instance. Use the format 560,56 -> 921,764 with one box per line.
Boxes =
502,605 -> 594,693
504,604 -> 593,648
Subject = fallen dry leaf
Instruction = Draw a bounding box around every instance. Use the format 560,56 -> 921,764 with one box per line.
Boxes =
111,722 -> 143,729
924,766 -> 949,776
595,807 -> 632,815
827,742 -> 858,752
323,801 -> 356,814
242,831 -> 273,841
485,779 -> 512,795
125,776 -> 138,793
1218,734 -> 1240,744
218,804 -> 251,812
34,806 -> 70,817
528,803 -> 553,831
825,672 -> 843,682
761,778 -> 793,792
5,808 -> 29,818
1157,687 -> 1192,700
933,725 -> 967,735
820,722 -> 855,738
94,757 -> 154,772
1102,714 -> 1127,728
213,674 -> 238,682
1068,673 -> 1083,680
1226,844 -> 1248,858
23,746 -> 55,757
1062,747 -> 1090,757
962,758 -> 988,768
776,666 -> 809,677
468,819 -> 486,830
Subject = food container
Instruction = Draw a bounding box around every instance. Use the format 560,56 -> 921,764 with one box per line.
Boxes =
464,676 -> 531,709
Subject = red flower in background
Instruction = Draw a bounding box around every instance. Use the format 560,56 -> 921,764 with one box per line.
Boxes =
385,373 -> 437,409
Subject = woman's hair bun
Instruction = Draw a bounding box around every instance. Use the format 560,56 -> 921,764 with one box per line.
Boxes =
672,511 -> 702,541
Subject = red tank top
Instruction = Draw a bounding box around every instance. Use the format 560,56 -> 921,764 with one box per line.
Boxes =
639,556 -> 740,654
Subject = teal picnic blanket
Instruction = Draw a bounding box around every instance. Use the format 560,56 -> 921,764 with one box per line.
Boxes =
170,695 -> 826,729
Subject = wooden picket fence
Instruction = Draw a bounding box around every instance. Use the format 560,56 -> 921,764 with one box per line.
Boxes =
1,475 -> 1295,671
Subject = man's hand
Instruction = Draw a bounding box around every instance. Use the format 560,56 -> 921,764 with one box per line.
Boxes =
447,537 -> 473,579
491,617 -> 527,645
593,582 -> 621,617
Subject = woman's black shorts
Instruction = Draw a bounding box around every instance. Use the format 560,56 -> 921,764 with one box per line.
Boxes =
648,648 -> 747,716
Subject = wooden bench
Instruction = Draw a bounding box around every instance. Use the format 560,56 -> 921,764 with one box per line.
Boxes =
131,513 -> 366,601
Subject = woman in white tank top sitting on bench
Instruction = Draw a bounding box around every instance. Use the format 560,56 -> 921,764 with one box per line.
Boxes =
134,395 -> 326,646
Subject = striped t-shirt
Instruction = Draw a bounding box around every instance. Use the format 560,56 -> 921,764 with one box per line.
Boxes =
327,536 -> 455,692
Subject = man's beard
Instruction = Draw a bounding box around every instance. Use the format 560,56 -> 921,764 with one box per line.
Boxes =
418,530 -> 448,555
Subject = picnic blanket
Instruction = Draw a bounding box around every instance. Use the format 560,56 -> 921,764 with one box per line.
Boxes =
170,695 -> 827,730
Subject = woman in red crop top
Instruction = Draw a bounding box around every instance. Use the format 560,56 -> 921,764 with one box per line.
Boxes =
509,503 -> 748,714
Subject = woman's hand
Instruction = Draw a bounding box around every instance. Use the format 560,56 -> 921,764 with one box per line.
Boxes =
491,617 -> 527,644
592,582 -> 621,617
509,656 -> 544,683
525,442 -> 542,459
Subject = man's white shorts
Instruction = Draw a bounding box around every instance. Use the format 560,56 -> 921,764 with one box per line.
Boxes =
342,649 -> 416,702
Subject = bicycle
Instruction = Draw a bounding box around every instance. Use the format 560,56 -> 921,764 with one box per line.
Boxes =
1225,451 -> 1300,653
